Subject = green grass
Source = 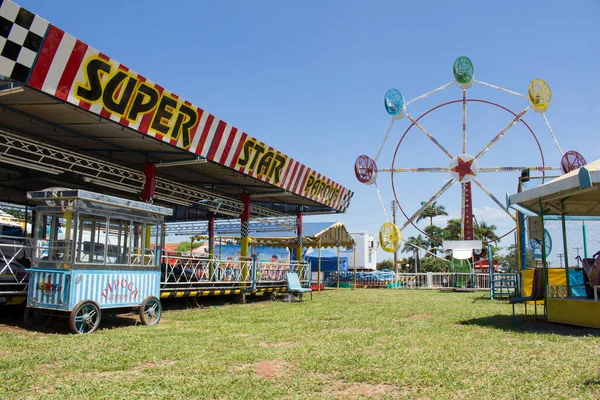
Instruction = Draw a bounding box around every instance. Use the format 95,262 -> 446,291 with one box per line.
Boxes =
2,290 -> 600,399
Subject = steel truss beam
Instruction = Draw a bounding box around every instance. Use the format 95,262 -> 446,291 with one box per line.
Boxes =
0,128 -> 286,218
165,216 -> 299,236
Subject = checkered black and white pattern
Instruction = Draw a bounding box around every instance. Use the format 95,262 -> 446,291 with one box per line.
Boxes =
0,0 -> 48,82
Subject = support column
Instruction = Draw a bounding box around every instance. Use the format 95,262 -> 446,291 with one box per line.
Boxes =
463,182 -> 474,240
296,209 -> 303,279
517,211 -> 527,272
141,161 -> 157,202
318,240 -> 322,293
240,193 -> 250,286
208,213 -> 215,281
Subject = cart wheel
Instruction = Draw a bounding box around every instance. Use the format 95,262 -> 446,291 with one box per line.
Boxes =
24,307 -> 52,331
69,301 -> 101,334
139,296 -> 161,326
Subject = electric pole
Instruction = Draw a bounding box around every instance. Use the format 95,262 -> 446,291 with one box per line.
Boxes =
557,253 -> 564,268
392,201 -> 398,274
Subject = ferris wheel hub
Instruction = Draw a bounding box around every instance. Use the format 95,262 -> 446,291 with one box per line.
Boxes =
448,153 -> 479,182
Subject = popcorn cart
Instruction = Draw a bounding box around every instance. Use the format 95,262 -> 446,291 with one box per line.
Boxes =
24,189 -> 172,334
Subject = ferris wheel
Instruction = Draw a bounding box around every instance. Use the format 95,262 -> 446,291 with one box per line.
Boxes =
355,56 -> 587,253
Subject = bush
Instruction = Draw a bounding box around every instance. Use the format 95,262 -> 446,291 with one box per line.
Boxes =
376,259 -> 394,270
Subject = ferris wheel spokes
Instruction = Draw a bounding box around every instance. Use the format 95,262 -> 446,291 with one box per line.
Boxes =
399,178 -> 455,231
405,81 -> 456,106
541,113 -> 564,156
374,181 -> 391,222
374,118 -> 397,162
474,106 -> 531,160
380,167 -> 448,173
406,114 -> 454,159
472,178 -> 517,222
478,166 -> 559,173
473,79 -> 526,99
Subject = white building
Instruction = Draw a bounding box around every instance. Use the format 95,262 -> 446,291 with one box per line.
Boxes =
341,232 -> 377,270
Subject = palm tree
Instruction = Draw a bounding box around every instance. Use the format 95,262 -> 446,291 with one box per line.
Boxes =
416,201 -> 448,226
423,225 -> 444,254
474,221 -> 500,244
401,234 -> 428,272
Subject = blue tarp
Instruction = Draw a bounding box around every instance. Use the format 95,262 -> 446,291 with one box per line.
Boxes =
214,242 -> 289,262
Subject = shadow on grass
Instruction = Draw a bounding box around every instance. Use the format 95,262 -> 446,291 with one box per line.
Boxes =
0,292 -> 277,334
460,314 -> 600,337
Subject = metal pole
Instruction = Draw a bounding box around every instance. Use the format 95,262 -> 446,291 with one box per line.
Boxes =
488,244 -> 494,299
561,200 -> 571,297
353,243 -> 357,289
539,199 -> 548,319
392,201 -> 398,274
583,221 -> 588,258
337,245 -> 340,291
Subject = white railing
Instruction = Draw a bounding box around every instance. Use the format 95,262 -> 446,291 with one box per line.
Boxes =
0,237 -> 34,296
391,272 -> 491,290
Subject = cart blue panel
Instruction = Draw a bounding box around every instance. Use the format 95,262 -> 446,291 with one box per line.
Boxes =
70,270 -> 160,309
27,269 -> 71,311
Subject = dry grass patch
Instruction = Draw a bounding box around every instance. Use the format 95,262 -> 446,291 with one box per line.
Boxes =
258,341 -> 296,349
323,380 -> 404,399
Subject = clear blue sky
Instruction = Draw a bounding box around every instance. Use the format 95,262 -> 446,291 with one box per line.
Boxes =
17,0 -> 600,261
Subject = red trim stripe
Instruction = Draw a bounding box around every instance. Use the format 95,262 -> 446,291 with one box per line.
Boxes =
190,107 -> 205,154
55,39 -> 88,100
283,160 -> 298,191
292,165 -> 306,193
297,168 -> 312,197
28,25 -> 64,90
207,121 -> 227,160
219,127 -> 237,165
229,131 -> 247,168
197,114 -> 216,156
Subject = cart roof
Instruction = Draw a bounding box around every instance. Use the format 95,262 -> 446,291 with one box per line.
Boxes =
27,189 -> 173,216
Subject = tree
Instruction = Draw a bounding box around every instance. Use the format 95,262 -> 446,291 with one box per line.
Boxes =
443,218 -> 462,241
497,244 -> 537,272
376,259 -> 394,271
420,257 -> 449,272
416,201 -> 448,226
401,235 -> 428,272
423,225 -> 444,254
175,240 -> 204,253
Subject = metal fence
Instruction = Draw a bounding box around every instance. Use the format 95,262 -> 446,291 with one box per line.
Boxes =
160,253 -> 309,291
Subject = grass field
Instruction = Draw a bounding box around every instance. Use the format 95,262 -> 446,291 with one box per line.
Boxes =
2,290 -> 600,399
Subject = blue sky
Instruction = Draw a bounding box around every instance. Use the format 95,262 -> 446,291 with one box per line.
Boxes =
17,0 -> 600,261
